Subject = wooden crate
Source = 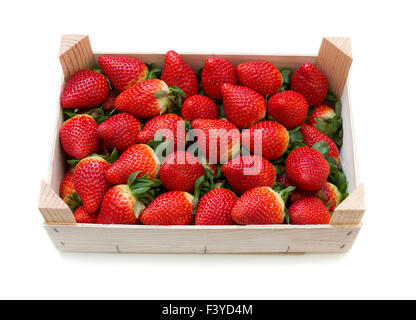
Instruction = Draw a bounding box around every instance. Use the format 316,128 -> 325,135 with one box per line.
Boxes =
38,35 -> 365,254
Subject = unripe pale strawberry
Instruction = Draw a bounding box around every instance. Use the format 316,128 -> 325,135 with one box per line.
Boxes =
307,104 -> 336,126
317,182 -> 342,211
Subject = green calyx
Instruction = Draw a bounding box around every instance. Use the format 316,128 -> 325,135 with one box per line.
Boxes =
146,63 -> 162,80
67,148 -> 119,168
273,185 -> 296,203
193,165 -> 223,199
279,68 -> 292,92
67,192 -> 82,212
127,171 -> 163,206
63,106 -> 109,124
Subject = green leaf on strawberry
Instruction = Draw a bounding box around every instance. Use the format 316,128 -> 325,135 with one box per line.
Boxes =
279,68 -> 292,92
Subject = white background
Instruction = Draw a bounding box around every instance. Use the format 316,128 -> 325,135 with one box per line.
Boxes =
0,0 -> 415,299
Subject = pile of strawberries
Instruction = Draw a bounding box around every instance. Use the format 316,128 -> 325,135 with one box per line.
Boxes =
59,50 -> 348,226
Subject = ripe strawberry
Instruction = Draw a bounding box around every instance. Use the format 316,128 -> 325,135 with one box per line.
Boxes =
159,151 -> 205,193
191,119 -> 240,163
285,146 -> 329,192
276,171 -> 293,188
195,188 -> 237,225
161,50 -> 198,98
222,155 -> 276,195
231,187 -> 285,225
73,156 -> 112,214
98,55 -> 148,92
267,90 -> 308,129
103,90 -> 118,112
60,114 -> 100,159
97,113 -> 141,153
290,62 -> 328,106
115,79 -> 184,120
61,69 -> 109,109
290,189 -> 316,203
288,197 -> 331,225
307,104 -> 336,126
222,83 -> 266,128
181,95 -> 219,121
300,123 -> 340,162
317,182 -> 342,211
73,206 -> 97,224
201,56 -> 237,99
105,144 -> 160,185
241,121 -> 289,160
236,61 -> 282,97
136,113 -> 186,150
140,191 -> 197,225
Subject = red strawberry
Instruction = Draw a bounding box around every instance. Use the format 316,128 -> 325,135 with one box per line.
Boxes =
98,55 -> 148,92
161,50 -> 198,98
290,62 -> 328,106
97,113 -> 141,153
288,197 -> 331,225
267,90 -> 308,129
136,113 -> 186,150
231,186 -> 285,225
307,104 -> 336,126
73,156 -> 112,214
140,191 -> 197,225
222,83 -> 266,128
105,144 -> 160,185
300,123 -> 340,162
290,189 -> 316,203
181,95 -> 219,121
191,119 -> 240,163
73,206 -> 97,224
317,182 -> 342,211
195,188 -> 237,225
61,69 -> 109,109
60,114 -> 100,159
241,121 -> 289,160
222,155 -> 276,195
103,90 -> 118,112
201,56 -> 237,99
276,171 -> 293,188
285,146 -> 329,192
115,79 -> 183,120
159,151 -> 205,193
236,61 -> 282,97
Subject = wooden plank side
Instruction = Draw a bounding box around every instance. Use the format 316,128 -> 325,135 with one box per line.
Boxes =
39,181 -> 76,224
331,184 -> 365,225
59,35 -> 95,79
44,224 -> 361,254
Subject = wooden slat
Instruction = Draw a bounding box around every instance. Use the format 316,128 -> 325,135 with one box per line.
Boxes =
330,184 -> 365,225
316,37 -> 353,98
39,181 -> 76,225
44,223 -> 361,254
59,34 -> 95,79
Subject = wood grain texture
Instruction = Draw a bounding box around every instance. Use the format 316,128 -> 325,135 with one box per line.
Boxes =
59,35 -> 95,80
331,184 -> 365,225
316,37 -> 353,98
44,223 -> 361,254
39,181 -> 76,225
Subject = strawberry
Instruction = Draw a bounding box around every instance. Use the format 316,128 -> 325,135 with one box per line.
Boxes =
191,119 -> 240,163
285,146 -> 329,192
290,189 -> 316,203
97,172 -> 161,225
306,104 -> 336,126
140,191 -> 197,225
73,206 -> 97,224
181,95 -> 219,121
60,114 -> 100,159
231,186 -> 289,225
115,79 -> 184,120
267,90 -> 308,129
221,83 -> 266,128
276,171 -> 293,188
317,182 -> 342,211
290,62 -> 328,106
161,50 -> 199,98
61,69 -> 109,109
136,113 -> 186,150
98,55 -> 148,92
159,151 -> 205,193
201,56 -> 237,99
97,113 -> 141,153
103,90 -> 118,112
105,144 -> 160,185
288,197 -> 331,225
241,121 -> 289,160
236,61 -> 282,97
195,188 -> 237,225
60,169 -> 82,211
73,156 -> 112,214
222,155 -> 276,195
300,123 -> 340,162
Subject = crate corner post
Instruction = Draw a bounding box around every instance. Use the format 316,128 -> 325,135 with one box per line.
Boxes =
330,183 -> 365,225
59,34 -> 95,80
